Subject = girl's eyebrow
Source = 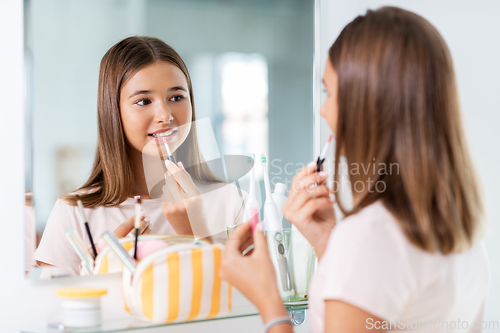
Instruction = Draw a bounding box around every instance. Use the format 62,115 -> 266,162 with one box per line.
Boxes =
129,90 -> 152,99
169,86 -> 187,93
128,86 -> 187,99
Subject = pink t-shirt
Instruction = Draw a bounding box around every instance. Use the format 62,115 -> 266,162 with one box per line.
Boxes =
308,201 -> 489,333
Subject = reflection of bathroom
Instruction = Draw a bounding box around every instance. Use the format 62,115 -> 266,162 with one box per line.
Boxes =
31,0 -> 313,243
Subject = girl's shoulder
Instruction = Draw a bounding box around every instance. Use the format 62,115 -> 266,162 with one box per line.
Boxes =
327,200 -> 416,266
335,200 -> 403,240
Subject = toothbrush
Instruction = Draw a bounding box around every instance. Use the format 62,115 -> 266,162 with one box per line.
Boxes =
244,154 -> 259,222
260,154 -> 283,232
65,227 -> 94,275
133,196 -> 142,260
316,135 -> 332,172
75,194 -> 98,259
261,153 -> 295,299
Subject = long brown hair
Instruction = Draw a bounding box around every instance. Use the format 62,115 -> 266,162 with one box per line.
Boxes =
330,7 -> 484,254
62,36 -> 221,207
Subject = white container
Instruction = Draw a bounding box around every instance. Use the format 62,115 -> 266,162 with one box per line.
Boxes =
271,182 -> 287,222
56,287 -> 107,328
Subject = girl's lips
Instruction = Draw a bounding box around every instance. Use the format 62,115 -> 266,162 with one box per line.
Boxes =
148,130 -> 177,142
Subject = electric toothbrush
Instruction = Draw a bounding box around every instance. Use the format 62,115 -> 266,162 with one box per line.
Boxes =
244,154 -> 259,222
260,153 -> 295,300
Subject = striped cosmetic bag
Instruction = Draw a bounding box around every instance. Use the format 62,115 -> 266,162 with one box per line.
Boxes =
122,242 -> 232,323
93,235 -> 210,275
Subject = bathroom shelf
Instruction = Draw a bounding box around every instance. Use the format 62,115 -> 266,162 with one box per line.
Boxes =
22,302 -> 308,332
22,313 -> 260,333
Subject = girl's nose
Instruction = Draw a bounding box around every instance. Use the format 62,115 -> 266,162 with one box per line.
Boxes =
154,101 -> 172,123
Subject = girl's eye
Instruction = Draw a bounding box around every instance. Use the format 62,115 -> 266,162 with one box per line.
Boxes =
136,98 -> 152,106
170,95 -> 184,102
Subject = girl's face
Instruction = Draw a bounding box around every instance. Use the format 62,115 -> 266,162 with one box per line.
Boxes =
320,60 -> 339,137
120,61 -> 192,155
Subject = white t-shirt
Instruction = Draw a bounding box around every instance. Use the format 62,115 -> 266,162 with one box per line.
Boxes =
34,182 -> 246,275
309,200 -> 489,333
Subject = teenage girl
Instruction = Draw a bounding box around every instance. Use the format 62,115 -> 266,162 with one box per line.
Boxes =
220,7 -> 488,333
35,36 -> 245,274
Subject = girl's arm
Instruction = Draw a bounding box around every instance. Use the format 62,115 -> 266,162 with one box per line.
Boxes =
282,162 -> 336,260
220,221 -> 294,333
324,300 -> 386,333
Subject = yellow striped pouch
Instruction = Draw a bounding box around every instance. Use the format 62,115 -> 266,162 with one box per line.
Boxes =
122,242 -> 232,323
93,235 -> 210,275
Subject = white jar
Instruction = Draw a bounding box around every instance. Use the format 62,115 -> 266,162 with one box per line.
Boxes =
56,287 -> 107,328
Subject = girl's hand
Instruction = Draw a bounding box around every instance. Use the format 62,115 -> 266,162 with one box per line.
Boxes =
95,214 -> 151,253
282,162 -> 336,259
161,161 -> 204,236
220,221 -> 289,324
113,212 -> 151,238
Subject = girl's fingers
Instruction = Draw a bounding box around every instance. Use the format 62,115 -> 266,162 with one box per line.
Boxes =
291,171 -> 328,192
239,234 -> 254,253
296,197 -> 333,222
294,161 -> 318,181
177,161 -> 194,182
297,161 -> 317,175
165,160 -> 200,197
253,222 -> 269,256
289,184 -> 331,211
162,173 -> 183,203
139,219 -> 150,234
141,225 -> 152,235
225,221 -> 252,256
113,213 -> 144,237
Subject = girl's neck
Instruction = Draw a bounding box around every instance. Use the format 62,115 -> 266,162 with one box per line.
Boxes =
128,147 -> 152,199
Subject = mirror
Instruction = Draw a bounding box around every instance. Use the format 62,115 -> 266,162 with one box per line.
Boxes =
25,0 -> 316,278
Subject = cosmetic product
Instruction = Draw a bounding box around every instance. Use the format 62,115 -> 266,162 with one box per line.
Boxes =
133,196 -> 142,260
56,287 -> 107,328
102,231 -> 136,274
261,154 -> 294,300
316,134 -> 332,172
244,154 -> 259,222
162,138 -> 177,163
76,195 -> 98,259
271,182 -> 287,222
64,227 -> 94,276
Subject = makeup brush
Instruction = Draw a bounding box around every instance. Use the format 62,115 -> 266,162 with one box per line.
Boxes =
76,194 -> 98,259
102,231 -> 136,274
65,227 -> 94,275
133,196 -> 143,260
316,135 -> 333,172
